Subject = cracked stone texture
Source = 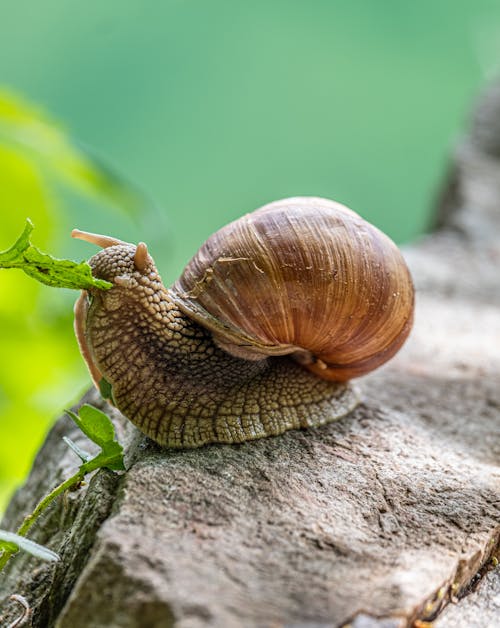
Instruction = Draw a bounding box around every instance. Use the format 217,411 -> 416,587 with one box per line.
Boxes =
435,566 -> 500,628
1,81 -> 500,627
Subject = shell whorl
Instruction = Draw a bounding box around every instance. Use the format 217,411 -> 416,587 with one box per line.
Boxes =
171,197 -> 414,381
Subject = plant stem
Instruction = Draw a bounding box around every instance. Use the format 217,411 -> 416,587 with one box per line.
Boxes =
0,469 -> 85,572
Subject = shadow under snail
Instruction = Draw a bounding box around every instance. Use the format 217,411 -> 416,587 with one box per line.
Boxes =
72,197 -> 414,448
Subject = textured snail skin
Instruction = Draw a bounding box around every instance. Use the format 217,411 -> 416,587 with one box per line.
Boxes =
74,245 -> 358,447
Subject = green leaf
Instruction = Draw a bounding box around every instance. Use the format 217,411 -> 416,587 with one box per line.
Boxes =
98,377 -> 114,402
81,443 -> 126,473
66,404 -> 125,472
0,530 -> 59,562
0,219 -> 112,290
0,540 -> 18,553
66,404 -> 116,447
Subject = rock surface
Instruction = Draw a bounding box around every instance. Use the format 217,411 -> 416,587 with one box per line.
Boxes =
435,566 -> 500,628
1,82 -> 500,627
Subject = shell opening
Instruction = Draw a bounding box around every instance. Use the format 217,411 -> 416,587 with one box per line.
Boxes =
71,229 -> 126,249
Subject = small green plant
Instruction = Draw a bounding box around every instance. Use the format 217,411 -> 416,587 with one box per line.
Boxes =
0,219 -> 121,574
0,404 -> 124,573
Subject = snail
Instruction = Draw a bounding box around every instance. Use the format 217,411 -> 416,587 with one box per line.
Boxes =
72,197 -> 414,448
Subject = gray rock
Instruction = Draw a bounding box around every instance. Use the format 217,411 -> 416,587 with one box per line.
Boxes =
435,566 -> 500,628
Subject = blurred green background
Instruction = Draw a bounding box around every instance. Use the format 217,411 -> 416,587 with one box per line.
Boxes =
1,0 -> 500,512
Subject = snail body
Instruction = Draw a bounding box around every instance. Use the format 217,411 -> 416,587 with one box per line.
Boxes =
73,197 -> 414,448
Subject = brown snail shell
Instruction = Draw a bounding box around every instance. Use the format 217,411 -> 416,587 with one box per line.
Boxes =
171,197 -> 414,382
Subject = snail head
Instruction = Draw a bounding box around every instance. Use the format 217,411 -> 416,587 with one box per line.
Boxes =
72,229 -> 154,289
